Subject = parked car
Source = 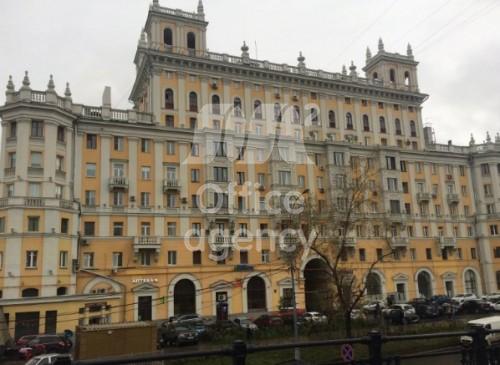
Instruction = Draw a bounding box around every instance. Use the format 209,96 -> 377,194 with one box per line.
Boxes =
430,295 -> 451,305
303,312 -> 327,323
408,299 -> 440,318
16,335 -> 38,348
233,318 -> 258,331
362,300 -> 386,314
171,313 -> 201,325
452,293 -> 478,304
18,335 -> 71,360
458,299 -> 494,315
253,315 -> 283,328
383,306 -> 419,325
158,323 -> 199,347
25,353 -> 72,365
461,316 -> 500,346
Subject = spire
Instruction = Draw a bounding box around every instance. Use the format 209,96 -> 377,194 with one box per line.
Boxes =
469,134 -> 475,146
297,51 -> 306,70
342,65 -> 347,75
21,71 -> 31,89
64,82 -> 72,98
407,43 -> 413,57
378,38 -> 384,52
349,61 -> 357,77
47,74 -> 55,91
241,41 -> 249,57
6,75 -> 15,92
486,131 -> 492,143
366,47 -> 372,61
197,0 -> 204,15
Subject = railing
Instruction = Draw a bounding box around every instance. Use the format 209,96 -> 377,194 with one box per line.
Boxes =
416,192 -> 431,202
108,177 -> 128,189
4,167 -> 15,177
439,236 -> 457,248
210,235 -> 233,248
25,197 -> 44,207
83,106 -> 102,119
163,179 -> 180,191
31,91 -> 46,103
70,328 -> 500,365
134,236 -> 160,246
152,5 -> 205,21
447,193 -> 460,204
111,109 -> 128,121
391,237 -> 410,247
59,200 -> 74,209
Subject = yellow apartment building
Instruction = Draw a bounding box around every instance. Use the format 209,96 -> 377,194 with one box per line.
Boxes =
1,0 -> 500,339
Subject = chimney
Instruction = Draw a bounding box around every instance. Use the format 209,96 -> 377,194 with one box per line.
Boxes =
102,86 -> 111,120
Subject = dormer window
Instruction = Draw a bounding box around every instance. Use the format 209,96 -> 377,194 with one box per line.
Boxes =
164,28 -> 173,46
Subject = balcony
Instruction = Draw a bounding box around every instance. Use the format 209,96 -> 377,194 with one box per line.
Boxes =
385,213 -> 408,225
335,237 -> 356,248
209,235 -> 233,249
391,237 -> 410,248
27,167 -> 44,176
55,169 -> 66,180
439,237 -> 457,249
4,167 -> 15,177
133,236 -> 161,253
109,177 -> 128,191
416,192 -> 431,202
59,200 -> 74,209
447,193 -> 460,205
25,198 -> 44,207
163,179 -> 181,192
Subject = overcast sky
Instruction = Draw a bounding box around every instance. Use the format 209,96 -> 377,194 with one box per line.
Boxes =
1,0 -> 499,145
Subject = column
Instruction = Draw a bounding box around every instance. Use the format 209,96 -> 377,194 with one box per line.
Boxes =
100,135 -> 111,206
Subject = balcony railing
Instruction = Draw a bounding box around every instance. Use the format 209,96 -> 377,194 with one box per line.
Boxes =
27,167 -> 44,176
4,167 -> 15,177
109,177 -> 128,190
210,235 -> 233,248
439,237 -> 457,249
447,193 -> 460,204
133,236 -> 161,253
416,192 -> 431,202
59,200 -> 74,209
163,179 -> 181,192
25,198 -> 44,207
391,237 -> 410,248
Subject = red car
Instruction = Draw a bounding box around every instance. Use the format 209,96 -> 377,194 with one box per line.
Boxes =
253,315 -> 283,328
19,335 -> 72,360
16,335 -> 38,347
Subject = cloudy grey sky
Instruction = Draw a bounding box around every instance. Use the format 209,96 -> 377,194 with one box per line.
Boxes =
1,0 -> 499,145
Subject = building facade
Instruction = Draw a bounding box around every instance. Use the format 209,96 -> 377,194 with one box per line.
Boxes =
1,0 -> 500,338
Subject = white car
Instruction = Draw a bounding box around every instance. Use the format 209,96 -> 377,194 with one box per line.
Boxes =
362,300 -> 386,312
303,312 -> 327,323
382,304 -> 416,316
26,354 -> 72,365
452,293 -> 478,304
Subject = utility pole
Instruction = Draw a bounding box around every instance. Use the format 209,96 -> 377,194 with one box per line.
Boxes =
290,263 -> 300,362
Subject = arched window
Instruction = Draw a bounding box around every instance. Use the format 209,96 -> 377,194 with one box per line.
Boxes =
164,28 -> 173,46
379,117 -> 386,133
254,100 -> 263,120
188,92 -> 198,112
328,111 -> 336,128
389,69 -> 396,83
464,270 -> 478,295
274,103 -> 282,122
234,97 -> 242,117
310,108 -> 319,125
410,120 -> 417,137
395,119 -> 402,135
346,112 -> 353,130
22,288 -> 39,298
164,89 -> 174,110
187,32 -> 196,50
366,273 -> 383,300
363,114 -> 370,132
373,72 -> 378,80
57,287 -> 67,296
211,95 -> 220,115
293,106 -> 301,124
404,71 -> 410,86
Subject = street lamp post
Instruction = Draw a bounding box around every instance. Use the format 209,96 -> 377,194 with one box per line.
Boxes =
290,262 -> 300,362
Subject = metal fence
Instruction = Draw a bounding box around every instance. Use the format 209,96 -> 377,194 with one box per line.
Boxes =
66,327 -> 500,365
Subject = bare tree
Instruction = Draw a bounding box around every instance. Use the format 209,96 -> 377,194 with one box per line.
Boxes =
284,161 -> 403,338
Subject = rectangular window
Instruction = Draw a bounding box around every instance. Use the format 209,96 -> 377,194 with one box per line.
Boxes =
261,249 -> 270,263
10,121 -> 17,138
193,250 -> 202,265
141,222 -> 151,236
166,115 -> 174,128
240,250 -> 249,264
113,136 -> 124,151
56,127 -> 65,143
278,171 -> 292,185
8,152 -> 16,168
166,141 -> 175,155
167,222 -> 177,237
237,172 -> 245,185
481,163 -> 491,176
29,183 -> 41,197
191,143 -> 199,156
333,152 -> 345,166
141,166 -> 151,180
0,217 -> 5,233
385,156 -> 397,170
112,252 -> 123,268
213,167 -> 228,182
85,163 -> 96,177
192,223 -> 201,237
30,152 -> 42,167
471,248 -> 477,260
426,248 -> 432,260
112,191 -> 124,207
56,155 -> 64,172
86,134 -> 97,149
491,225 -> 499,236
168,251 -> 177,265
140,139 -> 150,153
26,250 -> 38,268
85,190 -> 96,206
83,252 -> 94,268
59,251 -> 68,268
113,222 -> 124,236
60,218 -> 69,234
140,192 -> 150,208
139,251 -> 152,266
191,169 -> 200,182
359,248 -> 366,262
27,216 -> 40,232
376,248 -> 383,261
84,221 -> 95,236
410,248 -> 416,261
31,121 -> 44,138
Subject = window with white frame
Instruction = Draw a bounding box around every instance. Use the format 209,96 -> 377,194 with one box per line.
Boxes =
26,250 -> 38,268
141,166 -> 151,180
59,251 -> 68,268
